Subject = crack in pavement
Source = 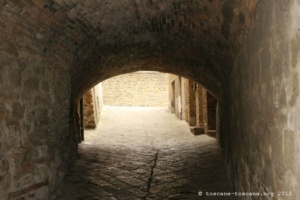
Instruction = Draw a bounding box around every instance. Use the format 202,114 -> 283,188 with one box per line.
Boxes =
60,107 -> 233,199
144,150 -> 159,199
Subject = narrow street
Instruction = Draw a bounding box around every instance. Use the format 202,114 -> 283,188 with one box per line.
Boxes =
59,106 -> 233,199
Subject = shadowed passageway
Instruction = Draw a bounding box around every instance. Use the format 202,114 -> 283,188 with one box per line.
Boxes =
0,1 -> 299,198
59,106 -> 232,199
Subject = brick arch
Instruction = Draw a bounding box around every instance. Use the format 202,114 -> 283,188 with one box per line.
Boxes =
72,52 -> 222,101
1,0 -> 256,101
0,1 -> 298,200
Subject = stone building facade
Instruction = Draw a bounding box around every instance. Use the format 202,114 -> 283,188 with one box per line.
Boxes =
102,72 -> 168,107
82,72 -> 168,129
169,74 -> 217,137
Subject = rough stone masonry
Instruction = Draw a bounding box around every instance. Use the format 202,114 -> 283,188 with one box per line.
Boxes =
0,0 -> 299,199
102,71 -> 169,107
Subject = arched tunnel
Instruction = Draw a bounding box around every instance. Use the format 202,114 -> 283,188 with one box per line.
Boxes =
0,0 -> 300,199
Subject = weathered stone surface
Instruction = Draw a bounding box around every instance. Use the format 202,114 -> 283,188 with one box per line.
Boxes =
12,102 -> 25,120
0,0 -> 299,199
169,75 -> 217,137
102,72 -> 168,107
207,92 -> 217,130
222,0 -> 300,197
59,107 -> 232,199
83,83 -> 103,129
0,48 -> 72,200
168,74 -> 182,119
190,127 -> 205,136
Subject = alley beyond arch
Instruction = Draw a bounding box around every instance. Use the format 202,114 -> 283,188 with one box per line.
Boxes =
59,106 -> 232,199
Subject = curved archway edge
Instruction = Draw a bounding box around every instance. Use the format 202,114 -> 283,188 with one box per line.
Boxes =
72,58 -> 223,101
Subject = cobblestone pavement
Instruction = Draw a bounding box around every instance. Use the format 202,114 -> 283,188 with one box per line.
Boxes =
59,106 -> 233,200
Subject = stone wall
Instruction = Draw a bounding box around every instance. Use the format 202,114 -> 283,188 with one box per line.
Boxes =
195,83 -> 218,136
102,72 -> 168,107
168,75 -> 217,136
202,90 -> 208,131
196,84 -> 205,127
223,0 -> 300,196
83,84 -> 103,129
92,84 -> 103,127
1,0 -> 299,199
0,3 -> 78,199
0,42 -> 73,199
184,79 -> 197,126
168,74 -> 182,119
181,78 -> 187,121
207,92 -> 217,130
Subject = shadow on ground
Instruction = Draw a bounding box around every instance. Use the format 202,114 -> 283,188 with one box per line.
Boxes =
59,106 -> 233,200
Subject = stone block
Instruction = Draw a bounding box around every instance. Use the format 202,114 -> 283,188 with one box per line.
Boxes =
190,126 -> 205,135
207,130 -> 216,138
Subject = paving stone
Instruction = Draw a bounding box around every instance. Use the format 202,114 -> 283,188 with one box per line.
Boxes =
58,106 -> 233,199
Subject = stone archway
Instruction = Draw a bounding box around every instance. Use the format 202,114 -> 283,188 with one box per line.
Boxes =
0,0 -> 299,199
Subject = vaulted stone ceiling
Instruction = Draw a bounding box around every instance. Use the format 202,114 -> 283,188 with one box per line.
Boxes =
0,0 -> 258,98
